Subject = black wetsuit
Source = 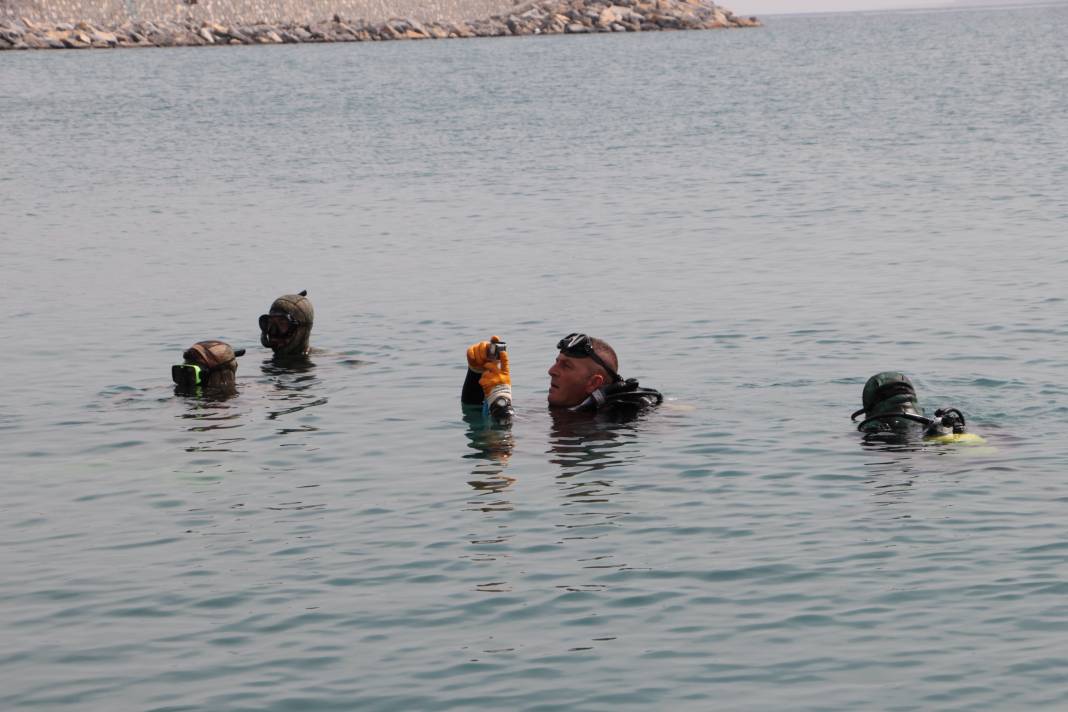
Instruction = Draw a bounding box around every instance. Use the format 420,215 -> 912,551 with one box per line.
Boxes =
462,370 -> 662,419
461,369 -> 485,408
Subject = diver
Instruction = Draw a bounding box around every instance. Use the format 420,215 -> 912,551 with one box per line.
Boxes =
172,340 -> 245,397
461,333 -> 662,422
259,290 -> 314,360
548,333 -> 662,418
851,371 -> 979,443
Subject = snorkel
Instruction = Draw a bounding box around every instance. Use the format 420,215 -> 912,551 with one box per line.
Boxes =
259,290 -> 314,358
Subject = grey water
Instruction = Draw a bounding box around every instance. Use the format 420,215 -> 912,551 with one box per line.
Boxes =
2,5 -> 1068,710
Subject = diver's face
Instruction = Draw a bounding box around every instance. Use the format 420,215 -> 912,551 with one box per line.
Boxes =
264,314 -> 294,347
547,352 -> 605,408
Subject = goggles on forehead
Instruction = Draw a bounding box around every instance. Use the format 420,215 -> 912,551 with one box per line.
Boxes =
557,333 -> 623,383
259,311 -> 302,337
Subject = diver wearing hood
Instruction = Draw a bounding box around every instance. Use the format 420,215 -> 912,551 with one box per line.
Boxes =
259,290 -> 314,358
172,340 -> 245,396
851,371 -> 972,441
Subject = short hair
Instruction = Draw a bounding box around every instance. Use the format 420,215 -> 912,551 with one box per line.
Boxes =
589,337 -> 618,374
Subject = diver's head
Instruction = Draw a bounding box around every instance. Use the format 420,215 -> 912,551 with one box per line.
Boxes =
548,333 -> 621,408
172,340 -> 245,395
259,290 -> 314,357
861,371 -> 921,419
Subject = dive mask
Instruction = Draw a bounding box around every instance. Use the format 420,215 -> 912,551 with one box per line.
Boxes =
172,363 -> 206,389
557,333 -> 623,383
259,311 -> 302,338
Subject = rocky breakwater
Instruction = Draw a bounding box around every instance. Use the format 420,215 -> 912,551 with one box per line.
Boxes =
0,0 -> 759,50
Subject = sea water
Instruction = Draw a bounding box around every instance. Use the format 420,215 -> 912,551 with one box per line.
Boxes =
2,5 -> 1068,709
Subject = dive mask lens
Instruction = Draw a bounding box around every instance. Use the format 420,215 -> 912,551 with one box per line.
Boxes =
172,363 -> 204,388
262,312 -> 298,337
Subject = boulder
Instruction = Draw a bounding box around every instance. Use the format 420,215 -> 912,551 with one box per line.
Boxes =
197,27 -> 214,43
598,6 -> 620,25
565,22 -> 590,32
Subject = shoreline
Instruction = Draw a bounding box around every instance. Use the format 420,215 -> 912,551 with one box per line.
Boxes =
0,0 -> 760,50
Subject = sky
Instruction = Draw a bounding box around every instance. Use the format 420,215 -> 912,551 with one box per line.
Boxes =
726,0 -> 1040,15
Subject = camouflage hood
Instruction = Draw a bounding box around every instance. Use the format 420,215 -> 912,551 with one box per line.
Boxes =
260,290 -> 314,357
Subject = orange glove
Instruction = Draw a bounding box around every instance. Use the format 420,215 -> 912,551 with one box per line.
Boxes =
467,335 -> 505,373
479,349 -> 511,407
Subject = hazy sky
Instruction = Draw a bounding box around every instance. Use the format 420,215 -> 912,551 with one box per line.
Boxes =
727,0 -> 950,14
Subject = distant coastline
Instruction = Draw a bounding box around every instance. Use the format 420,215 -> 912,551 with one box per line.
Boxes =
0,0 -> 760,50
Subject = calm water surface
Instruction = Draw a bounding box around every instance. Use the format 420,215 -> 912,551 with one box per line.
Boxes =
3,6 -> 1068,710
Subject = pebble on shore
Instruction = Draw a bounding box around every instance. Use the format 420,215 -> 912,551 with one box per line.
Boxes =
0,0 -> 760,50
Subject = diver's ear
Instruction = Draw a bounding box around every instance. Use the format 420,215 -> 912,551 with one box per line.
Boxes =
586,372 -> 606,394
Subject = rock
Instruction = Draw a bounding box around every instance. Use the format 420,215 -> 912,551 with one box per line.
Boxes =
2,0 -> 759,52
598,6 -> 620,25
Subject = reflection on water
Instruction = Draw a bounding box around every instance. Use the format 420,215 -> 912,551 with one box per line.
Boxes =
259,357 -> 328,428
461,406 -> 516,513
178,400 -> 246,453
